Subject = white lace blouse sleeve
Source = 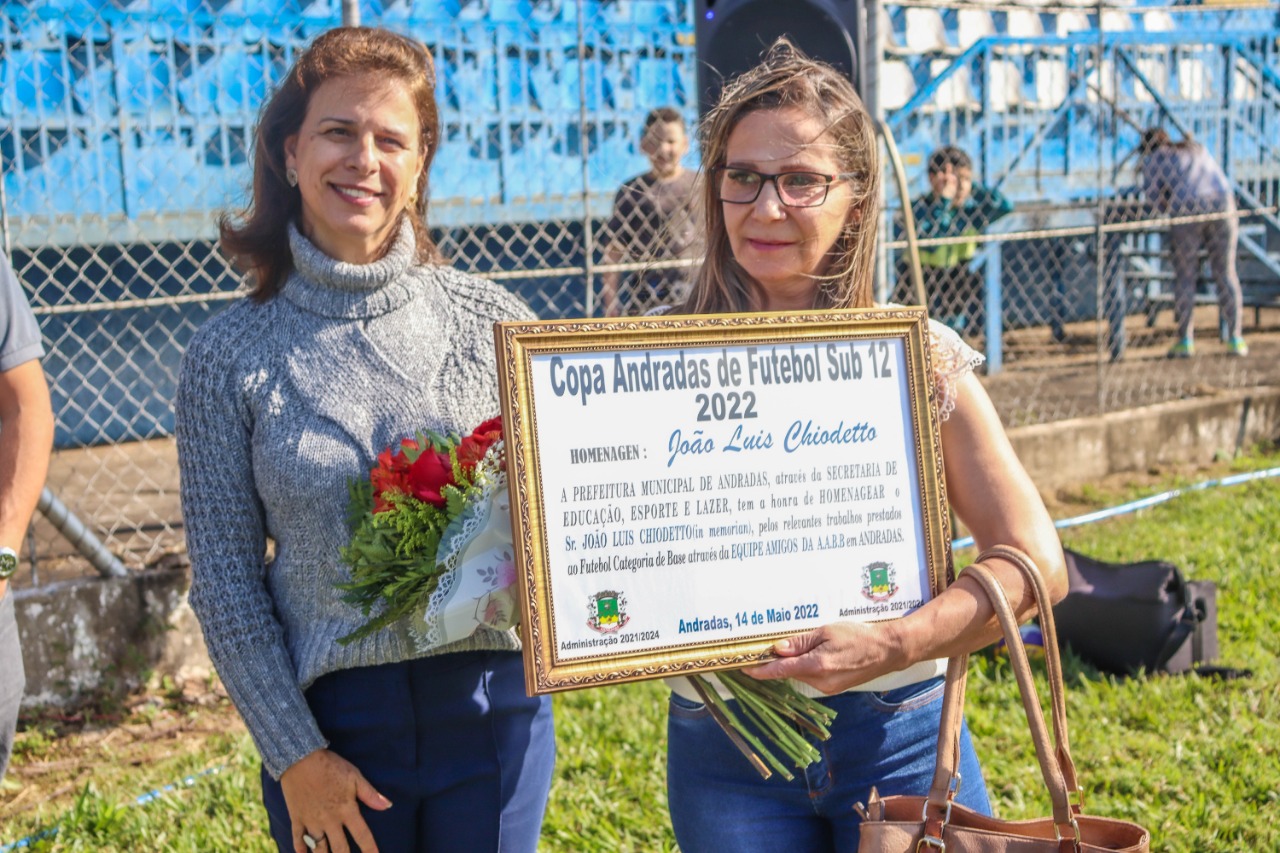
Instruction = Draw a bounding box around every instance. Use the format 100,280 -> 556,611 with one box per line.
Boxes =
927,319 -> 985,422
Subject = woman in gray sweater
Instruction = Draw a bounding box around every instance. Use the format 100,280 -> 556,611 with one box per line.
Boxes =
176,28 -> 552,853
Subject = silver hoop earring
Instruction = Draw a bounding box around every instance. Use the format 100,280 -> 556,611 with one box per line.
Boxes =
286,168 -> 298,187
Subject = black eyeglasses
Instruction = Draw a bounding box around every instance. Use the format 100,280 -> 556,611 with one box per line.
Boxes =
713,166 -> 863,208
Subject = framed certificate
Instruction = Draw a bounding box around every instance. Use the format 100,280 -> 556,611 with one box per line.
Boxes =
494,308 -> 953,695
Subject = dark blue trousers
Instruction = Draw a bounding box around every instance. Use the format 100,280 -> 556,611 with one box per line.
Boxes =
261,650 -> 554,853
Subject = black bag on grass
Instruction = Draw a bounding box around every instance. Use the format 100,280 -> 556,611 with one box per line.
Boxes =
1052,548 -> 1219,675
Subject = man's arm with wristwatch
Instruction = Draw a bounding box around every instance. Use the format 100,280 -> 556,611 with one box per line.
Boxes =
0,359 -> 53,591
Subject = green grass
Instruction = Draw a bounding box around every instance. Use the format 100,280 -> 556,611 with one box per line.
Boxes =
4,450 -> 1279,851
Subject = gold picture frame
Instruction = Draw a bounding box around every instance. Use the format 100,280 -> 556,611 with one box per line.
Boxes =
495,307 -> 952,695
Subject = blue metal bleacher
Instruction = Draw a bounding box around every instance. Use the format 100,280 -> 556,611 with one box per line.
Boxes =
0,0 -> 698,236
3,0 -> 1273,242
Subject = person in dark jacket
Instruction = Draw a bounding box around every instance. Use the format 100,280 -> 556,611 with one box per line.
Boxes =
910,146 -> 1012,336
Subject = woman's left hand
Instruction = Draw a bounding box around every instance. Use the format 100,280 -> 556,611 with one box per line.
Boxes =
744,621 -> 905,695
280,748 -> 391,853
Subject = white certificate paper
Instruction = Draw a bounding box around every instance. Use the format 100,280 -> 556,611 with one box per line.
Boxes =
496,309 -> 952,693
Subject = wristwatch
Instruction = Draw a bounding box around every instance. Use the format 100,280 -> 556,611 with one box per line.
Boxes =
0,547 -> 17,581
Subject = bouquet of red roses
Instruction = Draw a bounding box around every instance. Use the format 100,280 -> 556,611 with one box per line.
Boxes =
337,417 -> 518,650
338,417 -> 834,781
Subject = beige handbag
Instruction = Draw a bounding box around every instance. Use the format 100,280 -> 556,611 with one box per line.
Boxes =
856,545 -> 1151,853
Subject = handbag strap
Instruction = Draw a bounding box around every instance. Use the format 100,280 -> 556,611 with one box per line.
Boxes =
925,557 -> 1077,832
1152,604 -> 1198,671
967,562 -> 1078,828
926,647 -> 970,817
929,546 -> 1083,809
976,544 -> 1083,803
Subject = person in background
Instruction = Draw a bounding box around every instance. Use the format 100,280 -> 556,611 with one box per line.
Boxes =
664,40 -> 1066,851
600,106 -> 698,316
0,252 -> 54,783
176,28 -> 552,853
910,145 -> 1012,336
1138,127 -> 1247,358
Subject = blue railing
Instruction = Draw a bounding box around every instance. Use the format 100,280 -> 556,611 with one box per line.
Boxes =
880,20 -> 1280,374
885,27 -> 1280,205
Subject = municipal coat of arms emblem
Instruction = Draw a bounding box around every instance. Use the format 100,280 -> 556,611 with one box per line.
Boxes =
861,561 -> 898,602
587,589 -> 629,633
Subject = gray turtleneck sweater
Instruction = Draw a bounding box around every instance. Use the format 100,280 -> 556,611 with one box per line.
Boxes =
176,221 -> 536,779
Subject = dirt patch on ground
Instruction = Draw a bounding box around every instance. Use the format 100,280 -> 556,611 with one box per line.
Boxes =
0,679 -> 244,830
985,307 -> 1280,425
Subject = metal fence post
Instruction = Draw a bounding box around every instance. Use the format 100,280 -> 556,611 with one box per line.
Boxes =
983,243 -> 1003,374
37,488 -> 129,579
576,0 -> 596,316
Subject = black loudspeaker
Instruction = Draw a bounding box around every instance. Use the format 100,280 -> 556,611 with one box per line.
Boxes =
694,0 -> 863,115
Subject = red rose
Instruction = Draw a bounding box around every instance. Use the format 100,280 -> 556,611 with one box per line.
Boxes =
457,416 -> 504,474
457,434 -> 494,473
472,416 -> 503,442
370,467 -> 411,512
370,440 -> 421,512
408,449 -> 454,507
384,438 -> 420,469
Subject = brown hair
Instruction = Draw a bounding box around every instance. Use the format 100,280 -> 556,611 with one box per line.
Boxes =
927,144 -> 971,175
219,27 -> 444,301
1138,127 -> 1172,157
642,105 -> 685,136
1138,126 -> 1200,156
681,38 -> 881,314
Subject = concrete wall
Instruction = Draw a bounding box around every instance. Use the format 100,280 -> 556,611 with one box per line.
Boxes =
12,386 -> 1280,707
1008,387 -> 1280,495
14,568 -> 209,707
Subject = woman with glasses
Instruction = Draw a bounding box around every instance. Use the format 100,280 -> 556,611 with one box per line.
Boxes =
662,39 -> 1067,852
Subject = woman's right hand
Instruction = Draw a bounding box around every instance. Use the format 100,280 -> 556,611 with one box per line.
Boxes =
280,749 -> 392,853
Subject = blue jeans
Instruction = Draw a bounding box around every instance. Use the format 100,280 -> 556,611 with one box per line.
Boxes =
666,677 -> 992,853
261,651 -> 554,853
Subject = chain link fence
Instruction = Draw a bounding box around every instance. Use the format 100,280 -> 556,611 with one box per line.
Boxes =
6,0 -> 700,580
879,0 -> 1280,425
4,0 -> 1279,579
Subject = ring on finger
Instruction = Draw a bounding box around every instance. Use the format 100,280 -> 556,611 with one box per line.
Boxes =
302,832 -> 326,851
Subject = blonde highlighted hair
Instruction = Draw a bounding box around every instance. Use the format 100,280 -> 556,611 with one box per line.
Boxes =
681,38 -> 880,314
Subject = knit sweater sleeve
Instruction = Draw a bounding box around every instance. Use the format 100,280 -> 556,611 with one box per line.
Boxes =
453,271 -> 539,324
176,310 -> 328,779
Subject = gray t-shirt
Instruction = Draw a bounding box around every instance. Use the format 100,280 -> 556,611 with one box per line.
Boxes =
0,254 -> 42,372
606,170 -> 698,262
